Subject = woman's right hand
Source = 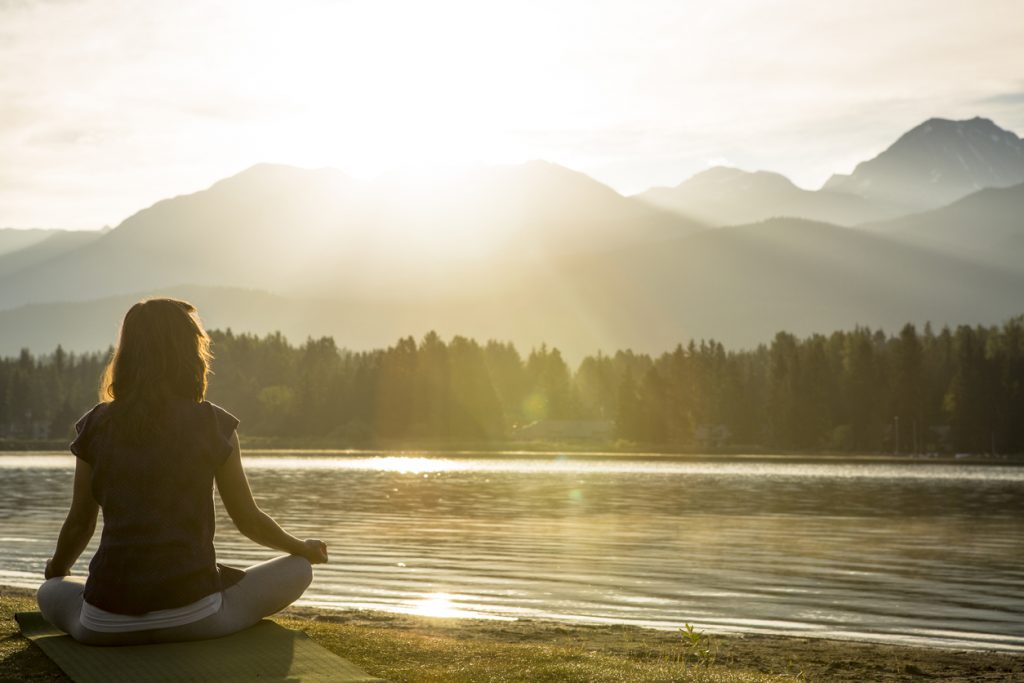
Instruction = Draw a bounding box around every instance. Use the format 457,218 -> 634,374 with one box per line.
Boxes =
301,539 -> 328,564
44,558 -> 69,580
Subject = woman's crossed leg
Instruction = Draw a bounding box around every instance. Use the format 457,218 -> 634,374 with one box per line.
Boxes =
37,555 -> 313,646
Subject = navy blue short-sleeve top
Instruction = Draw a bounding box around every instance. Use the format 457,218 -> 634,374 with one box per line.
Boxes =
70,399 -> 245,614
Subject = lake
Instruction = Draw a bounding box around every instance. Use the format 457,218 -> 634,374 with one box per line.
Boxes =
1,452 -> 1022,652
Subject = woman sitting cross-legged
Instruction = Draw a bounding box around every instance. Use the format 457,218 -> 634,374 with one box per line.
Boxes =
37,297 -> 328,646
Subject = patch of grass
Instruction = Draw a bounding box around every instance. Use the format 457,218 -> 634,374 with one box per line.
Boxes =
0,593 -> 67,682
1,589 -> 793,683
276,615 -> 794,683
6,585 -> 1022,682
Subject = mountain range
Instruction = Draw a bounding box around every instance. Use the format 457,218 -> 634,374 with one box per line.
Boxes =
638,117 -> 1024,226
636,166 -> 898,226
1,116 -> 1022,358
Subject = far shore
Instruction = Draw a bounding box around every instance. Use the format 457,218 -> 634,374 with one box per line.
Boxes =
2,586 -> 1021,682
2,437 -> 1022,466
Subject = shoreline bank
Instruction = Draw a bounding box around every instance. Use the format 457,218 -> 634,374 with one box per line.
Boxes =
3,433 -> 1024,459
2,442 -> 1022,467
2,586 -> 1020,682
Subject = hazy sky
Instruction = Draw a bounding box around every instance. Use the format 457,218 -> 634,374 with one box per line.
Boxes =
2,0 -> 1023,229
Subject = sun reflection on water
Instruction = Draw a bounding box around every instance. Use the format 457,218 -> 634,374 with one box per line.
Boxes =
367,456 -> 463,474
411,592 -> 461,618
238,455 -> 467,473
406,592 -> 516,621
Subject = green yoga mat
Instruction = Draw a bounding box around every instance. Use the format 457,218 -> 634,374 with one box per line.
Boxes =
16,612 -> 385,683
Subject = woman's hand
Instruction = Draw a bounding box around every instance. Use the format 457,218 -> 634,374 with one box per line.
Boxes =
44,558 -> 69,580
301,539 -> 328,564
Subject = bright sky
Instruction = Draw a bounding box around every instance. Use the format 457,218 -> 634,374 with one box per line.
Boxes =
2,0 -> 1022,229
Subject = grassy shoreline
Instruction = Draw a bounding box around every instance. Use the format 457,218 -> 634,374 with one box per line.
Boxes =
3,587 -> 1020,682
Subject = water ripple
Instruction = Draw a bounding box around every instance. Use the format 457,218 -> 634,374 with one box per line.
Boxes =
1,452 -> 1022,651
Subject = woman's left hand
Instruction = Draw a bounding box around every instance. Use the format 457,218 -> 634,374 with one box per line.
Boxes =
300,539 -> 329,564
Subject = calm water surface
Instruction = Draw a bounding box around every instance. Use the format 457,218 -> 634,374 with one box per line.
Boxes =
1,452 -> 1022,651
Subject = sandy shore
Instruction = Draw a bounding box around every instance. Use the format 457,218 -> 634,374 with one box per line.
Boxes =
3,586 -> 1021,682
285,606 -> 1023,682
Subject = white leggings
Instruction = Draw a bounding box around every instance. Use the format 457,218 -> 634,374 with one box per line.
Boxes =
36,555 -> 313,646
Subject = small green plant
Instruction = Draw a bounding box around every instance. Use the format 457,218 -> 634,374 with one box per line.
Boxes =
679,622 -> 718,669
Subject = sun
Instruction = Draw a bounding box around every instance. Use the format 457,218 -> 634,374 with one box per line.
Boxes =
211,2 -> 559,181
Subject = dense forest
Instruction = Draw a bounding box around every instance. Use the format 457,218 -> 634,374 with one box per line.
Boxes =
1,318 -> 1022,453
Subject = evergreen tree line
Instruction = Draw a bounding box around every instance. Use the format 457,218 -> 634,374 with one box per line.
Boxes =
1,318 -> 1022,453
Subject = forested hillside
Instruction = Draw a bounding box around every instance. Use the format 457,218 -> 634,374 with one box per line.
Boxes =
2,318 -> 1021,453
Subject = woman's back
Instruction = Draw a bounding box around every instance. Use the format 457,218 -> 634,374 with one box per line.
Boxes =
72,398 -> 241,615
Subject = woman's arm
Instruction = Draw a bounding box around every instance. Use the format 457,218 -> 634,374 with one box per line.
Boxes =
215,431 -> 328,563
45,458 -> 100,579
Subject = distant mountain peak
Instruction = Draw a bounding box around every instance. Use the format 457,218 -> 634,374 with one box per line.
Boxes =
681,165 -> 788,182
918,115 -> 996,128
690,165 -> 748,180
824,117 -> 1024,209
687,166 -> 797,191
898,117 -> 1019,147
634,165 -> 892,227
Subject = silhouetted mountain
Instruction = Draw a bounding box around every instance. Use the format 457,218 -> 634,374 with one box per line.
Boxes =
2,216 -> 1021,358
0,286 -> 305,355
636,166 -> 898,226
2,156 -> 1023,358
863,181 -> 1024,269
0,161 -> 698,308
639,118 -> 1024,225
0,228 -> 66,257
521,217 -> 1024,353
0,228 -> 106,278
825,117 -> 1024,210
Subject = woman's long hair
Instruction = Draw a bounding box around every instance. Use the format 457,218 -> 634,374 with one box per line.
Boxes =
99,298 -> 212,443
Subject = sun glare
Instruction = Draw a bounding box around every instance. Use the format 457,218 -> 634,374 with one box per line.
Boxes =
239,455 -> 465,473
410,593 -> 462,618
364,456 -> 462,474
405,592 -> 516,621
237,2 -> 548,179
